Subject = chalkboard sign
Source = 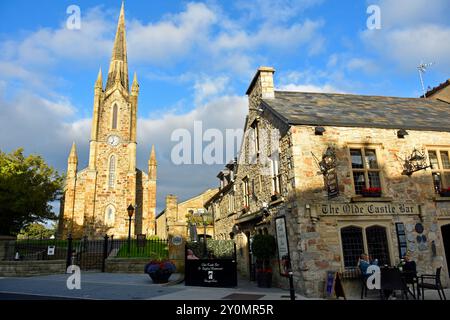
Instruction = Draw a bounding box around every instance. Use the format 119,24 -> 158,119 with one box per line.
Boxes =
324,271 -> 346,299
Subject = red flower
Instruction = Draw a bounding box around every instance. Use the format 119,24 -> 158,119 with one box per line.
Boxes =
362,187 -> 381,193
257,268 -> 273,273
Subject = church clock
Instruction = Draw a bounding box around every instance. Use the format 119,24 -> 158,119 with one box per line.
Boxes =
107,134 -> 120,147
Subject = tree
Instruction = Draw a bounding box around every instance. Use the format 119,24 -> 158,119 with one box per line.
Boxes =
17,223 -> 55,239
0,148 -> 64,236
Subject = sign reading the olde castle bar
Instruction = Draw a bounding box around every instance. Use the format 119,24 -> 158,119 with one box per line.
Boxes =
318,203 -> 419,216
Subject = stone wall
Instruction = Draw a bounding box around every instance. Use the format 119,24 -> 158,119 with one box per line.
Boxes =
285,125 -> 450,297
0,260 -> 66,277
105,258 -> 148,273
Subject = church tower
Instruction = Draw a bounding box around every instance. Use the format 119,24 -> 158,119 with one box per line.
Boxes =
59,3 -> 157,238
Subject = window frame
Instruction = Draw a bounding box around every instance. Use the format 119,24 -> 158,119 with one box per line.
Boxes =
108,154 -> 116,188
242,177 -> 250,208
111,103 -> 119,130
347,145 -> 384,196
339,222 -> 393,270
427,147 -> 450,192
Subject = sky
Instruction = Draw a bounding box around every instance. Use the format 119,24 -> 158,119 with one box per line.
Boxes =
0,0 -> 449,215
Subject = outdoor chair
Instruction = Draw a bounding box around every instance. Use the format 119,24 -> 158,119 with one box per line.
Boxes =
418,267 -> 447,300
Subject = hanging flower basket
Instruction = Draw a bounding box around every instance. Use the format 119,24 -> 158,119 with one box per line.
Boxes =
361,187 -> 382,197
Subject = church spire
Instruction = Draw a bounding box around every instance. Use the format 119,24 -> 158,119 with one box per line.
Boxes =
95,68 -> 103,89
68,142 -> 78,164
148,145 -> 157,181
106,2 -> 129,91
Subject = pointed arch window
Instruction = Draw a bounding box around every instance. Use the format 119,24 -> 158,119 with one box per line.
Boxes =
108,155 -> 116,188
105,205 -> 115,226
112,104 -> 118,129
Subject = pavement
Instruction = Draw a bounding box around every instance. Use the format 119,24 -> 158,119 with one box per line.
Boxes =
0,273 -> 448,300
0,273 -> 305,300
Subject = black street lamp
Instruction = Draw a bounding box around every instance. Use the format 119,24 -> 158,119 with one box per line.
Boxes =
127,204 -> 135,255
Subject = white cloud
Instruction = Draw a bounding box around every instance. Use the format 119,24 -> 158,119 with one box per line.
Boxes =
362,24 -> 450,70
1,7 -> 114,67
376,0 -> 450,29
235,0 -> 324,23
193,76 -> 230,104
361,0 -> 450,71
346,58 -> 378,74
278,83 -> 343,93
128,2 -> 217,64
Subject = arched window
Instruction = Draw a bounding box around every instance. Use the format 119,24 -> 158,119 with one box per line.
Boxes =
366,226 -> 390,266
105,205 -> 115,226
112,104 -> 118,129
340,225 -> 391,270
340,226 -> 364,268
108,155 -> 116,188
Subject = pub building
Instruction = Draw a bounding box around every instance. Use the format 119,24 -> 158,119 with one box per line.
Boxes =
206,69 -> 450,298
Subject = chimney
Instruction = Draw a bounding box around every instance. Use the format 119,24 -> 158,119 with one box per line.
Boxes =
246,66 -> 275,110
165,194 -> 178,222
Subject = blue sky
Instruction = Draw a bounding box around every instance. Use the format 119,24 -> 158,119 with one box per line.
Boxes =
0,0 -> 449,213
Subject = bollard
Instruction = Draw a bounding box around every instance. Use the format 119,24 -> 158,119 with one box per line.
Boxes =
289,271 -> 295,300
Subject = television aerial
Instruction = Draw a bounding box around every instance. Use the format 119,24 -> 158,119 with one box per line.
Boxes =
417,61 -> 433,97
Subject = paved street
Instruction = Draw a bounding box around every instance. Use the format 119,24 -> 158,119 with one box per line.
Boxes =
0,273 -> 304,300
0,273 -> 448,300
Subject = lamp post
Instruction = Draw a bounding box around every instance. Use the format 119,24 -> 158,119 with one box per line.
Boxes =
127,204 -> 135,255
198,209 -> 208,258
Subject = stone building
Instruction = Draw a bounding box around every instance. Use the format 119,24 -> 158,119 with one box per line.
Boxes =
208,66 -> 450,298
156,189 -> 218,240
58,4 -> 157,239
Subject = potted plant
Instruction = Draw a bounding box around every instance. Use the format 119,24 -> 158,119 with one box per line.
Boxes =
439,187 -> 450,197
144,260 -> 176,283
361,187 -> 382,197
252,234 -> 277,288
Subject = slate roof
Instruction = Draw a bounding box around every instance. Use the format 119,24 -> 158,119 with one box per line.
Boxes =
261,91 -> 450,132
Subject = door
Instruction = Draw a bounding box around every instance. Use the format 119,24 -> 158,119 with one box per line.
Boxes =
441,224 -> 450,277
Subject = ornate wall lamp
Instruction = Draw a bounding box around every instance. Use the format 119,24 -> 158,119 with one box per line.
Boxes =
400,148 -> 432,176
312,146 -> 337,175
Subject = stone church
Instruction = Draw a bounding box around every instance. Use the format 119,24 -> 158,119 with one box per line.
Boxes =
58,3 -> 157,239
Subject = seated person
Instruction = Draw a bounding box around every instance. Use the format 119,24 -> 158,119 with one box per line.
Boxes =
187,249 -> 199,260
358,253 -> 375,276
403,254 -> 416,273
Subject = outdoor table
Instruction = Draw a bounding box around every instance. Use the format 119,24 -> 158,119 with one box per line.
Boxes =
380,267 -> 411,300
400,270 -> 420,300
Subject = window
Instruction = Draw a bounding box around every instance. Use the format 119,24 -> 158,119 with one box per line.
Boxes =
340,225 -> 391,269
108,155 -> 116,188
105,205 -> 115,226
428,149 -> 450,192
395,223 -> 408,260
250,121 -> 260,157
112,104 -> 118,129
350,148 -> 381,195
341,226 -> 364,268
243,178 -> 250,208
270,150 -> 282,195
228,192 -> 235,212
366,226 -> 391,266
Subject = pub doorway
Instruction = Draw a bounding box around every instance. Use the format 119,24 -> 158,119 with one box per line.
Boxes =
441,224 -> 450,277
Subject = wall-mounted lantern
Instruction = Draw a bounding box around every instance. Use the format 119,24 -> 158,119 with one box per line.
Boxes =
401,148 -> 432,176
312,146 -> 336,175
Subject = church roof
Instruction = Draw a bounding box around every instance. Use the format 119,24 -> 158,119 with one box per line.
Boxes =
261,91 -> 450,132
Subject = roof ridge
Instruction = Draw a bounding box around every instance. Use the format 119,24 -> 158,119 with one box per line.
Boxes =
274,90 -> 433,100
